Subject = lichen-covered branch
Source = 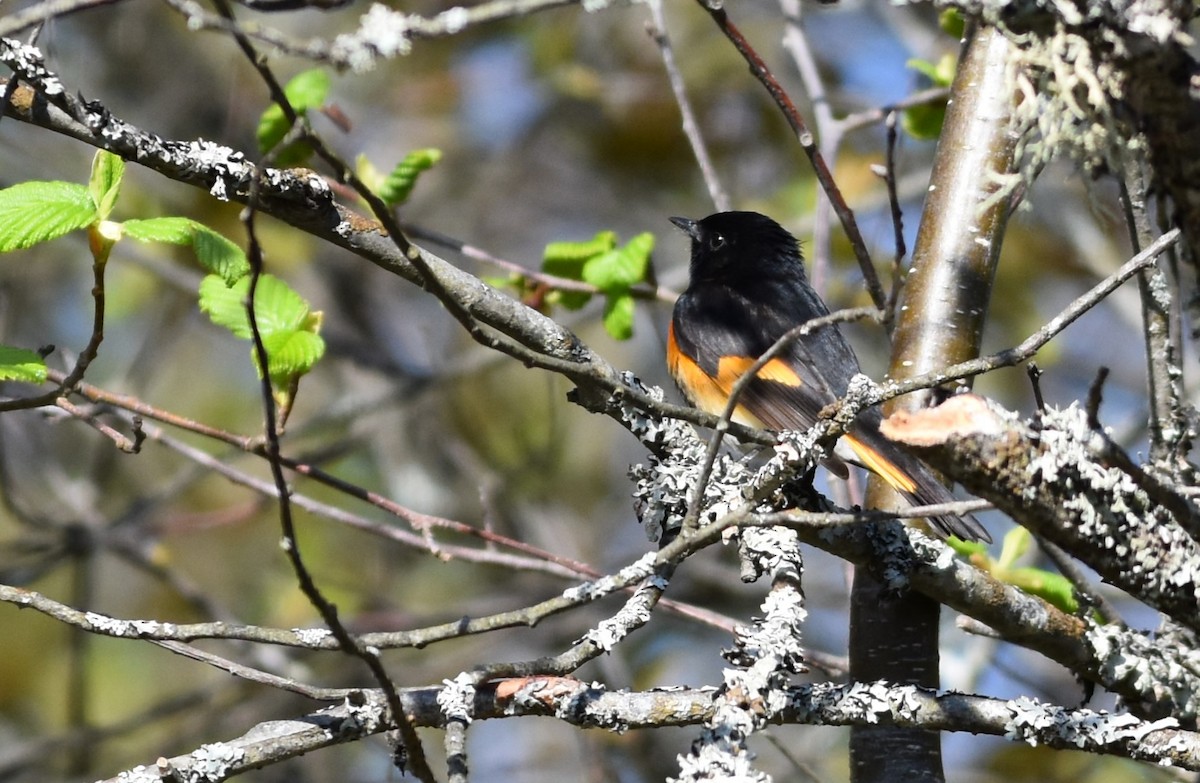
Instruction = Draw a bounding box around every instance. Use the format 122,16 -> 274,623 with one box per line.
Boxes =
882,395 -> 1200,635
675,533 -> 806,781
96,678 -> 1200,781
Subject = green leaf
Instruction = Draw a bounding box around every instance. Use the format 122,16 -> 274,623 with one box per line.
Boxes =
542,231 -> 617,273
123,216 -> 197,245
249,274 -> 312,335
902,56 -> 954,140
901,103 -> 947,141
125,219 -> 249,284
199,273 -> 312,338
907,54 -> 957,87
601,291 -> 635,341
355,154 -> 385,196
582,232 -> 653,291
379,148 -> 443,206
256,68 -> 331,157
283,68 -> 331,111
938,9 -> 965,39
0,345 -> 47,383
262,329 -> 325,380
89,151 -> 124,221
192,226 -> 250,284
537,230 -> 648,325
551,289 -> 592,311
0,181 -> 97,252
199,274 -> 253,338
1007,567 -> 1079,614
199,273 -> 324,381
996,526 -> 1031,570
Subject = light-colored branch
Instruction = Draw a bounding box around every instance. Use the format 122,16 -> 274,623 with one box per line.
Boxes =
95,678 -> 1199,783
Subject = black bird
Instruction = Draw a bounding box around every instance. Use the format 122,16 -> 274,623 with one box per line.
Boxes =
666,211 -> 989,542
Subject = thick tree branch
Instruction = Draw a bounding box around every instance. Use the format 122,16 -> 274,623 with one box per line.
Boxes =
883,395 -> 1200,638
96,678 -> 1197,783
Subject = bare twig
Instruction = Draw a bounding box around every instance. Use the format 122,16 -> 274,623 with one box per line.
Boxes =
0,0 -> 123,38
646,0 -> 730,212
153,640 -> 349,699
879,111 -> 907,328
779,0 -> 838,286
215,13 -> 432,777
699,0 -> 885,309
53,398 -> 142,453
873,229 -> 1183,406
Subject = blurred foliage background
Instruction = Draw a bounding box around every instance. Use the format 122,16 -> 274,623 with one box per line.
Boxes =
0,1 -> 1180,781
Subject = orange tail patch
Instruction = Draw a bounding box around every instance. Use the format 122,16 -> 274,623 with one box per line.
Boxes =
842,434 -> 917,493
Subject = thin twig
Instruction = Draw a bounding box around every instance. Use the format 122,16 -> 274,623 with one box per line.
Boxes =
840,87 -> 951,133
1119,164 -> 1188,468
0,0 -> 122,38
700,0 -> 885,310
153,640 -> 350,699
401,220 -> 670,302
40,371 -> 742,631
873,228 -> 1183,406
215,11 -> 433,778
779,0 -> 838,287
646,0 -> 730,212
54,398 -> 143,453
880,110 -> 907,329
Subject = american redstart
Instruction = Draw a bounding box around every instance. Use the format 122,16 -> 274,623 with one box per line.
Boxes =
667,211 -> 990,543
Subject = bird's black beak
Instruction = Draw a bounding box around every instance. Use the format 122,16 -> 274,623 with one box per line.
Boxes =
669,216 -> 701,241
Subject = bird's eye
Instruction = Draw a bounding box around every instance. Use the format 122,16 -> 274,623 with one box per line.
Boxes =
708,232 -> 726,251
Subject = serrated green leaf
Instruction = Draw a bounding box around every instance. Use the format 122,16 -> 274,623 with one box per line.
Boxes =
379,148 -> 443,206
200,272 -> 324,384
262,329 -> 325,379
0,181 -> 96,252
125,219 -> 248,284
543,231 -> 618,269
199,274 -> 253,338
542,255 -> 585,282
583,232 -> 653,291
0,345 -> 47,383
198,273 -> 311,339
89,151 -> 124,221
601,291 -> 635,340
256,68 -> 331,157
251,275 -> 311,335
192,226 -> 250,284
123,217 -> 197,245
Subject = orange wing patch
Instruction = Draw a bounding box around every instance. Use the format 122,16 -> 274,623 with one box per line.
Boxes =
842,433 -> 918,493
715,355 -> 803,388
667,323 -> 764,428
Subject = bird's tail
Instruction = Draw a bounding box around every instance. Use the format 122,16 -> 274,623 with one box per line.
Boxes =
842,432 -> 991,543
